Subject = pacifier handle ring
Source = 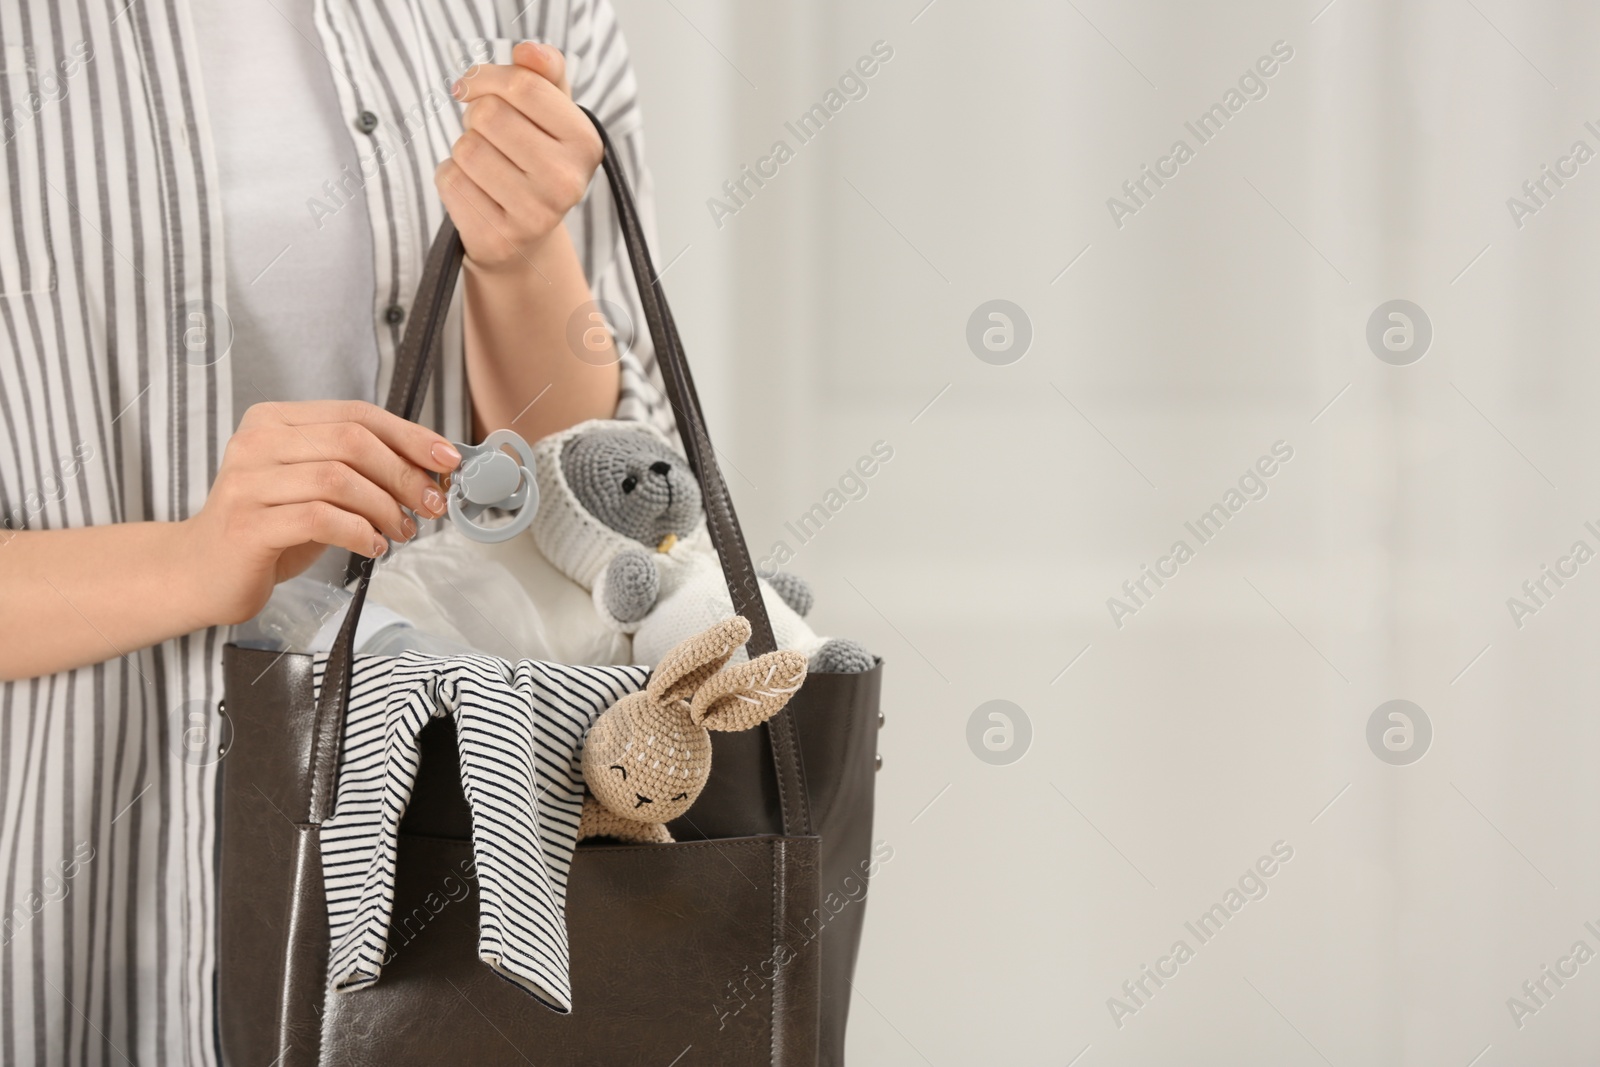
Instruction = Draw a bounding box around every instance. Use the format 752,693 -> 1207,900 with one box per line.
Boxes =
445,429 -> 539,544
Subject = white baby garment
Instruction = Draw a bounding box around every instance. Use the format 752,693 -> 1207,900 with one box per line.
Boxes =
529,417 -> 834,668
315,651 -> 650,1012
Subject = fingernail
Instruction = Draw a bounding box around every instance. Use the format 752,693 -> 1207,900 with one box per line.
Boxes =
422,486 -> 445,516
432,442 -> 462,468
451,78 -> 464,98
372,536 -> 389,557
399,514 -> 418,539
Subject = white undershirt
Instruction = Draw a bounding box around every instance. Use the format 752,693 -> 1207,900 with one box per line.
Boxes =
194,0 -> 388,581
192,0 -> 383,425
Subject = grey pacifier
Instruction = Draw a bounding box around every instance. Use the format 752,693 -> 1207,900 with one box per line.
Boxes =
443,429 -> 538,543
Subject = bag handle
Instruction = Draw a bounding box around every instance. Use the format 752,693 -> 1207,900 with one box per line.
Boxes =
310,108 -> 813,840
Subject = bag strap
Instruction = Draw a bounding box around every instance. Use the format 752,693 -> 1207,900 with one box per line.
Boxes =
340,224 -> 466,588
311,220 -> 464,824
310,108 -> 813,839
585,111 -> 813,838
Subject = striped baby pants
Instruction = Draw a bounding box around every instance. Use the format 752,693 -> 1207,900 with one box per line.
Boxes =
315,652 -> 650,1012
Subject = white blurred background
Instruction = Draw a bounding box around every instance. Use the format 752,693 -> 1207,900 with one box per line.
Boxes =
610,1 -> 1600,1063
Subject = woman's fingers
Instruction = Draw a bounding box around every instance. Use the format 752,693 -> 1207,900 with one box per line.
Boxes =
194,400 -> 458,626
451,128 -> 566,231
452,125 -> 532,205
226,400 -> 457,544
435,158 -> 522,260
262,501 -> 388,559
462,94 -> 560,175
513,40 -> 569,95
262,421 -> 447,520
458,97 -> 589,229
442,46 -> 599,269
452,61 -> 590,145
249,462 -> 418,545
240,399 -> 461,475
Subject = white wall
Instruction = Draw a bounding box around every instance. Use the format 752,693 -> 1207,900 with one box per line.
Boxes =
613,1 -> 1600,1062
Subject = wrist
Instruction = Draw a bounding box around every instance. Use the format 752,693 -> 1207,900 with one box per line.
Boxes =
164,517 -> 229,630
463,227 -> 565,281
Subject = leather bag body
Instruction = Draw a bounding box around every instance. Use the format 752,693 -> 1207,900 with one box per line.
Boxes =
218,110 -> 881,1067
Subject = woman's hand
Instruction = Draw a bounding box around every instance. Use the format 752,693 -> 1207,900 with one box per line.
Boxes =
0,401 -> 462,680
437,42 -> 604,273
437,41 -> 622,444
177,400 -> 462,626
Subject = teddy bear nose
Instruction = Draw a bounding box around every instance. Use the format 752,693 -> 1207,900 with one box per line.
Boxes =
649,461 -> 670,475
634,793 -> 653,808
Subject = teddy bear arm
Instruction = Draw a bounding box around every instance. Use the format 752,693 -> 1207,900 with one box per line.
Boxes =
601,548 -> 661,623
763,571 -> 814,618
812,637 -> 875,674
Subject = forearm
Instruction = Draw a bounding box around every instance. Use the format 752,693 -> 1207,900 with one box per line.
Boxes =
0,522 -> 210,681
462,226 -> 620,443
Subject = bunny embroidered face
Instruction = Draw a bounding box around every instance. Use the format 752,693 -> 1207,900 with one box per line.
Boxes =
581,694 -> 707,824
579,617 -> 807,838
561,427 -> 703,549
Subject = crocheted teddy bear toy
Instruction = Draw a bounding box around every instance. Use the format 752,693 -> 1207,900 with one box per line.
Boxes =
529,418 -> 874,674
578,616 -> 807,844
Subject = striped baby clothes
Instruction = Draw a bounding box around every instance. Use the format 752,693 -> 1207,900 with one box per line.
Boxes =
315,652 -> 650,1012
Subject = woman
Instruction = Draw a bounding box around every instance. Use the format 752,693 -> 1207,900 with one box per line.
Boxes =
0,0 -> 669,1061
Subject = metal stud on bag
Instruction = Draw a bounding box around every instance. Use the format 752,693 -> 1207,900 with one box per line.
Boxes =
441,428 -> 539,543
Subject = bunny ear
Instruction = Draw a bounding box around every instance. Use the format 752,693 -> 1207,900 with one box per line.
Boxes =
647,616 -> 752,705
689,650 -> 808,733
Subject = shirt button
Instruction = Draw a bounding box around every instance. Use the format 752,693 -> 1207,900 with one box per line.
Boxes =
355,110 -> 379,134
384,304 -> 405,325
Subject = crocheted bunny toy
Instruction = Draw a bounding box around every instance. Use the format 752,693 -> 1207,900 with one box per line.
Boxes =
578,616 -> 807,844
529,418 -> 874,674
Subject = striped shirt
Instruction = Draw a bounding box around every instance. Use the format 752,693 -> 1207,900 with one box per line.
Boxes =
317,652 -> 649,1012
0,1 -> 668,1062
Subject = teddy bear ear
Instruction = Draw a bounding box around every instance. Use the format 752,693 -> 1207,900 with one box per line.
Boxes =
647,616 -> 752,705
689,650 -> 807,733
